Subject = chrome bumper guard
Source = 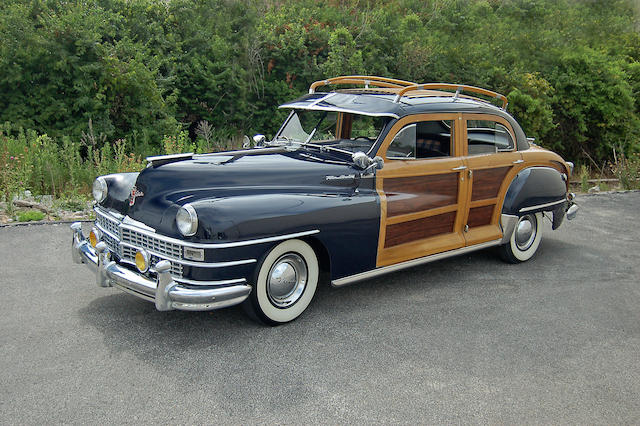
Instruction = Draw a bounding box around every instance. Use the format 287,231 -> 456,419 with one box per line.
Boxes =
71,223 -> 252,311
566,192 -> 579,220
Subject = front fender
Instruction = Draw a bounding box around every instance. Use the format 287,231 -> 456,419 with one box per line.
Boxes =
98,172 -> 139,213
192,192 -> 380,280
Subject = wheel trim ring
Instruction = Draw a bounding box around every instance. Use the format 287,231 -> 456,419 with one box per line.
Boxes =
515,214 -> 537,251
266,253 -> 308,308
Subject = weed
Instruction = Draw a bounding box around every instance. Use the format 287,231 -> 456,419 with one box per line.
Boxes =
17,210 -> 45,222
610,152 -> 640,190
578,165 -> 590,193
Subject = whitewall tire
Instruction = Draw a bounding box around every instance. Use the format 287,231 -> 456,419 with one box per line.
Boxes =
499,212 -> 543,263
244,239 -> 319,325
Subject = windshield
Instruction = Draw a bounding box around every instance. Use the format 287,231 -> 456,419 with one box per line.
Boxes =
274,110 -> 388,154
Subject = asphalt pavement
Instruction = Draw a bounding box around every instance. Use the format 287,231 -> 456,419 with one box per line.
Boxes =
1,192 -> 639,424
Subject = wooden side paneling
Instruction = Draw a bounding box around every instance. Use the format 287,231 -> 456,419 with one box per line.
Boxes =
384,211 -> 456,248
384,173 -> 458,217
467,205 -> 494,228
471,166 -> 510,201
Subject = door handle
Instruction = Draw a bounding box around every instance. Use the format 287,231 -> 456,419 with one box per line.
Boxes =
452,165 -> 467,171
513,159 -> 524,164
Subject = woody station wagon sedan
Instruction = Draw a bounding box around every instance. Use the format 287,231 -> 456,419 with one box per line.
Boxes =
71,75 -> 578,325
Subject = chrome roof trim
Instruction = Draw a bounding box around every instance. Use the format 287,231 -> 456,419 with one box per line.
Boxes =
279,104 -> 400,119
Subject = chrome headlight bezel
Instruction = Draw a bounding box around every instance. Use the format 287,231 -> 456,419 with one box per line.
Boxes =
176,204 -> 198,236
92,177 -> 108,203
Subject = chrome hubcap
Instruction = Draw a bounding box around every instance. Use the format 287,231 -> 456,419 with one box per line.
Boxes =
515,214 -> 537,251
267,253 -> 308,308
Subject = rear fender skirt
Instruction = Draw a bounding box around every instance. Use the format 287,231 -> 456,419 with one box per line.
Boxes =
502,167 -> 567,216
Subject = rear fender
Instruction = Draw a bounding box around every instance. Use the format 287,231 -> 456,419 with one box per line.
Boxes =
502,167 -> 568,219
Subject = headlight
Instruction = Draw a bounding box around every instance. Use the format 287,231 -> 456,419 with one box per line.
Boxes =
92,177 -> 108,203
176,204 -> 198,236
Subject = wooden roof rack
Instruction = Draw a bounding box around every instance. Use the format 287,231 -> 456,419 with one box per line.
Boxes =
393,83 -> 508,110
309,75 -> 417,94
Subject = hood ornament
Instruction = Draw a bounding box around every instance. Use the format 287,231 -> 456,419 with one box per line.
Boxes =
129,186 -> 144,206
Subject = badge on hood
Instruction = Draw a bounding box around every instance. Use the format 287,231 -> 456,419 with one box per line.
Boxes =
129,186 -> 144,206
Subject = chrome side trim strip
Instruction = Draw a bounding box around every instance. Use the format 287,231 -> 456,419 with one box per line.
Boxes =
519,199 -> 565,213
95,207 -> 319,249
118,241 -> 256,267
117,224 -> 320,249
331,239 -> 502,287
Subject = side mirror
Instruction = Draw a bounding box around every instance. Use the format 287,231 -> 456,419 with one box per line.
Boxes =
352,152 -> 384,173
352,151 -> 371,169
253,134 -> 266,147
372,156 -> 384,170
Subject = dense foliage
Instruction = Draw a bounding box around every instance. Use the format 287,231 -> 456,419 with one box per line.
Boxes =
1,0 -> 639,191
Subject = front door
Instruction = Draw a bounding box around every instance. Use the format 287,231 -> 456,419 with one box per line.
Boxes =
375,113 -> 469,267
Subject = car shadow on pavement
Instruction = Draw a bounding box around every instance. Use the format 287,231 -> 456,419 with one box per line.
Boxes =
75,239 -> 580,374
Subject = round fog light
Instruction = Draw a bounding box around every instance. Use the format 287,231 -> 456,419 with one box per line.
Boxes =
135,249 -> 150,273
89,228 -> 102,248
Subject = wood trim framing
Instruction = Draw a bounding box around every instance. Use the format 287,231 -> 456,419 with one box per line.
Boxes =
375,113 -> 467,267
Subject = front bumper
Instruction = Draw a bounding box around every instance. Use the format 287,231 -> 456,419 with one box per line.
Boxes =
71,223 -> 252,311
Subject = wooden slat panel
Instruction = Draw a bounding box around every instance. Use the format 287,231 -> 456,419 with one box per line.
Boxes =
384,211 -> 456,248
471,167 -> 510,201
467,205 -> 495,228
384,173 -> 458,217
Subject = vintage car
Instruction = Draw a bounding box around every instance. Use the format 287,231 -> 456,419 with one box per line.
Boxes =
71,75 -> 578,325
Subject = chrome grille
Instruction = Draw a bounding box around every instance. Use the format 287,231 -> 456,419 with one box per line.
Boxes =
96,211 -> 120,239
102,233 -> 120,256
121,228 -> 183,259
94,208 -> 184,278
95,212 -> 121,255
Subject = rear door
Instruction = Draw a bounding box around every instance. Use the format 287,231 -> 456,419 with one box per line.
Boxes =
460,114 -> 523,245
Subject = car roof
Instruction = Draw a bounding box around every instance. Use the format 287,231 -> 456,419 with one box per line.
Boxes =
280,86 -> 529,151
279,88 -> 510,120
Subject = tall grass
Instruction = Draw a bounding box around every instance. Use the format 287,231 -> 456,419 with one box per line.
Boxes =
0,122 -> 243,203
0,124 -> 145,202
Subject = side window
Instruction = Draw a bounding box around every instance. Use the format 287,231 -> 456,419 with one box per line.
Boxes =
466,119 -> 514,155
387,120 -> 454,159
387,124 -> 416,158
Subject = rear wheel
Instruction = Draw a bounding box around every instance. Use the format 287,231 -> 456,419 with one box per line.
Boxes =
499,212 -> 543,263
244,239 -> 319,325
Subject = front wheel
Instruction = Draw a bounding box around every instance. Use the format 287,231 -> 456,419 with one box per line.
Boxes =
244,239 -> 319,325
499,212 -> 543,263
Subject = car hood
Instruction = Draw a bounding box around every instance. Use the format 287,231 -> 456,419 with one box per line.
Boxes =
121,149 -> 364,235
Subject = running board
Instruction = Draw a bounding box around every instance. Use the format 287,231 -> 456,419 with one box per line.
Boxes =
331,239 -> 502,287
